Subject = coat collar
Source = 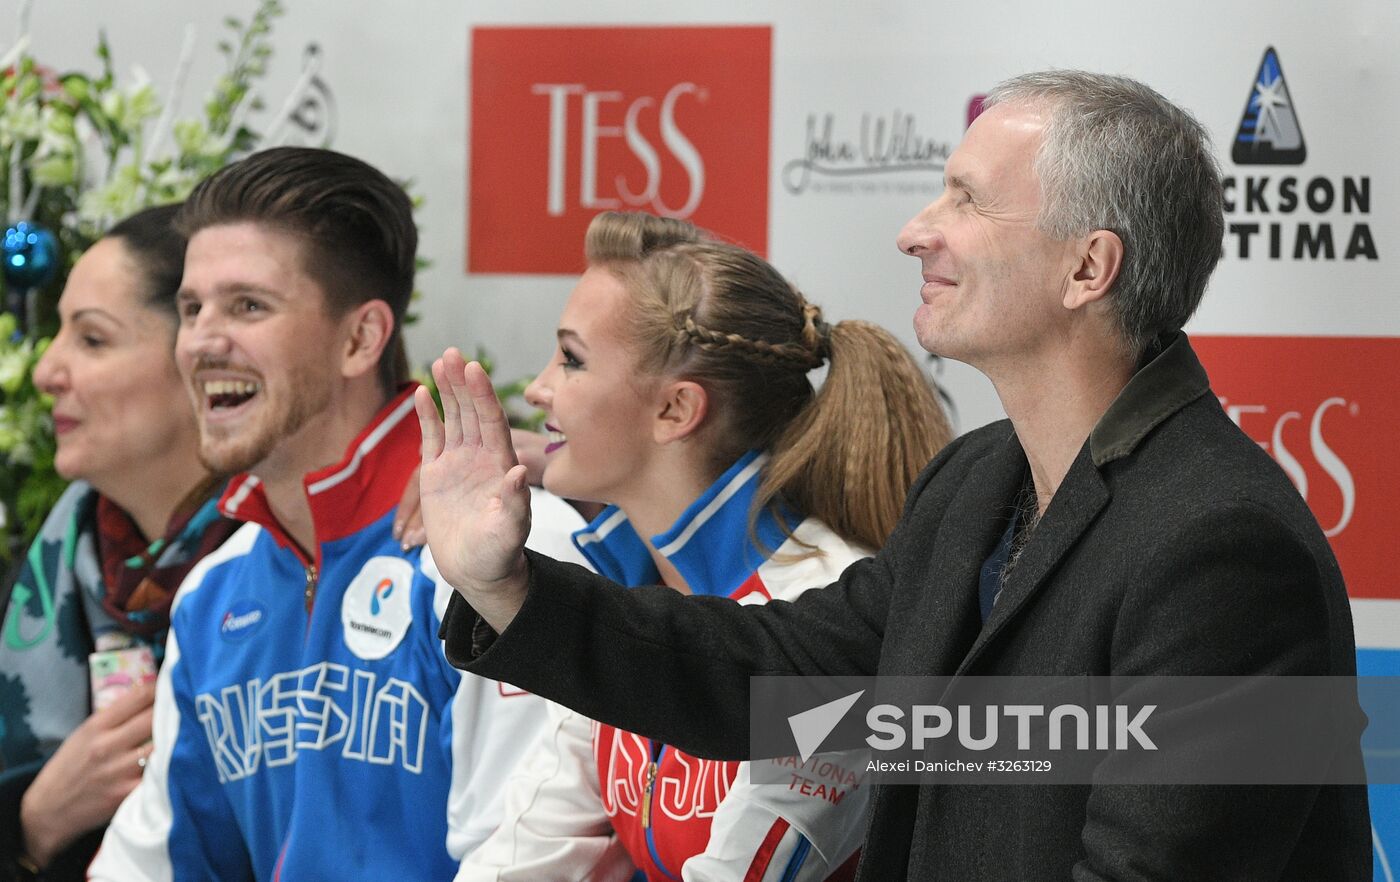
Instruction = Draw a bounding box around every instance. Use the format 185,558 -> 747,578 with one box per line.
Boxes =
571,450 -> 801,596
217,384 -> 422,566
952,332 -> 1212,674
1089,330 -> 1212,466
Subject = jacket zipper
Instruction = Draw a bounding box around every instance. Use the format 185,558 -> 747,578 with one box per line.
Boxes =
304,564 -> 319,613
640,758 -> 658,828
641,743 -> 680,880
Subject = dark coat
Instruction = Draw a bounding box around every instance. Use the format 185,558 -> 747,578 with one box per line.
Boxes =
444,332 -> 1371,881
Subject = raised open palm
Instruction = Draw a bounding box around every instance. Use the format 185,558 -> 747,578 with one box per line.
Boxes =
415,348 -> 531,616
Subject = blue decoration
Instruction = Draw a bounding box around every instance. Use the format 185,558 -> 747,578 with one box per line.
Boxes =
2,222 -> 59,334
2,222 -> 59,292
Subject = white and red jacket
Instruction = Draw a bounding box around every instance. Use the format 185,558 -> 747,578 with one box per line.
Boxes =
92,387 -> 590,881
459,451 -> 870,882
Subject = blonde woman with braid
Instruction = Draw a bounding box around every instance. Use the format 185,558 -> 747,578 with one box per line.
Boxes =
426,211 -> 950,882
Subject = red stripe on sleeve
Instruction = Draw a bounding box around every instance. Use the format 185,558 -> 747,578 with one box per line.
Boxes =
743,817 -> 792,882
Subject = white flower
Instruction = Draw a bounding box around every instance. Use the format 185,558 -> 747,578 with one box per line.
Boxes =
118,83 -> 161,132
0,408 -> 32,465
77,164 -> 144,225
0,344 -> 32,395
100,90 -> 124,120
172,119 -> 224,159
38,105 -> 76,146
31,155 -> 76,186
0,101 -> 42,148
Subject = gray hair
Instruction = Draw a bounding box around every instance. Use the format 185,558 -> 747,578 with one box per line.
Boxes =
982,71 -> 1224,356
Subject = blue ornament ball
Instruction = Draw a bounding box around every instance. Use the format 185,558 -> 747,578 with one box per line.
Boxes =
2,222 -> 59,291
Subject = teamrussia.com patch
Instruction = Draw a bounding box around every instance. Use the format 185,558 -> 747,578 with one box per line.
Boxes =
748,675 -> 1397,788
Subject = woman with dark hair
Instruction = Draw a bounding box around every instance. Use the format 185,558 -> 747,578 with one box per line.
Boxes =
426,211 -> 952,881
0,205 -> 241,880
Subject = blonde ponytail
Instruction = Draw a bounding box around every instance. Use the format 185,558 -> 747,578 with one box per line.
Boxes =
757,316 -> 952,551
582,210 -> 952,554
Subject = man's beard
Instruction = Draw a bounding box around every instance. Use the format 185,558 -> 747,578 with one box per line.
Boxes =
197,371 -> 328,477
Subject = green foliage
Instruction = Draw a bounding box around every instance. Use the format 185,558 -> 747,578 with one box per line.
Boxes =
0,0 -> 283,560
0,316 -> 59,558
412,348 -> 545,432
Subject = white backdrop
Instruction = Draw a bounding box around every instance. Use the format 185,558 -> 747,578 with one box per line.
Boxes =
24,0 -> 1399,423
21,1 -> 1400,873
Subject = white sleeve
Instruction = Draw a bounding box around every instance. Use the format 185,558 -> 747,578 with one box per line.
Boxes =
424,491 -> 606,871
87,626 -> 181,882
679,753 -> 870,882
452,703 -> 635,882
523,487 -> 591,567
423,548 -> 549,861
90,527 -> 260,882
427,488 -> 618,877
441,667 -> 554,860
678,526 -> 871,880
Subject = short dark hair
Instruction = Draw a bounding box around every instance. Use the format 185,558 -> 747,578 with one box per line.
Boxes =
176,147 -> 416,389
106,203 -> 186,322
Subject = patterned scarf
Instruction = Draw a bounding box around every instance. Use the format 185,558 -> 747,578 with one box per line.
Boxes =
94,476 -> 241,639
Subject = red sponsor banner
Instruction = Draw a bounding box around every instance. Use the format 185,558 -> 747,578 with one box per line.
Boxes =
1193,335 -> 1399,599
468,25 -> 772,274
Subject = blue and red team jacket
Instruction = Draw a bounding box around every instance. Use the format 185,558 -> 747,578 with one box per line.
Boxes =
91,387 -> 588,881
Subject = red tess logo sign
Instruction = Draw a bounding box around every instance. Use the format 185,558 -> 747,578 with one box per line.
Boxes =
1193,335 -> 1399,600
468,26 -> 772,274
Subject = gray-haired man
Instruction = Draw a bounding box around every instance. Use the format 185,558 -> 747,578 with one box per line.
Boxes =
419,72 -> 1370,880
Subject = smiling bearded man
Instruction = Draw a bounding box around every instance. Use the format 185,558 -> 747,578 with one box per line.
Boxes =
90,147 -> 591,882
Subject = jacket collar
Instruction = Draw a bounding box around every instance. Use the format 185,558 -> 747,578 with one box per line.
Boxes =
1089,331 -> 1212,467
951,332 -> 1212,674
571,450 -> 801,596
217,385 -> 422,564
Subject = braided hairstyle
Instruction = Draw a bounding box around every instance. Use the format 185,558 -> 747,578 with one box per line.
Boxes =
585,211 -> 952,552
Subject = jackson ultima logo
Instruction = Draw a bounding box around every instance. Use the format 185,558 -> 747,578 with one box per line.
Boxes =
1193,336 -> 1398,600
1232,47 -> 1306,166
1222,47 -> 1376,261
468,26 -> 771,274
